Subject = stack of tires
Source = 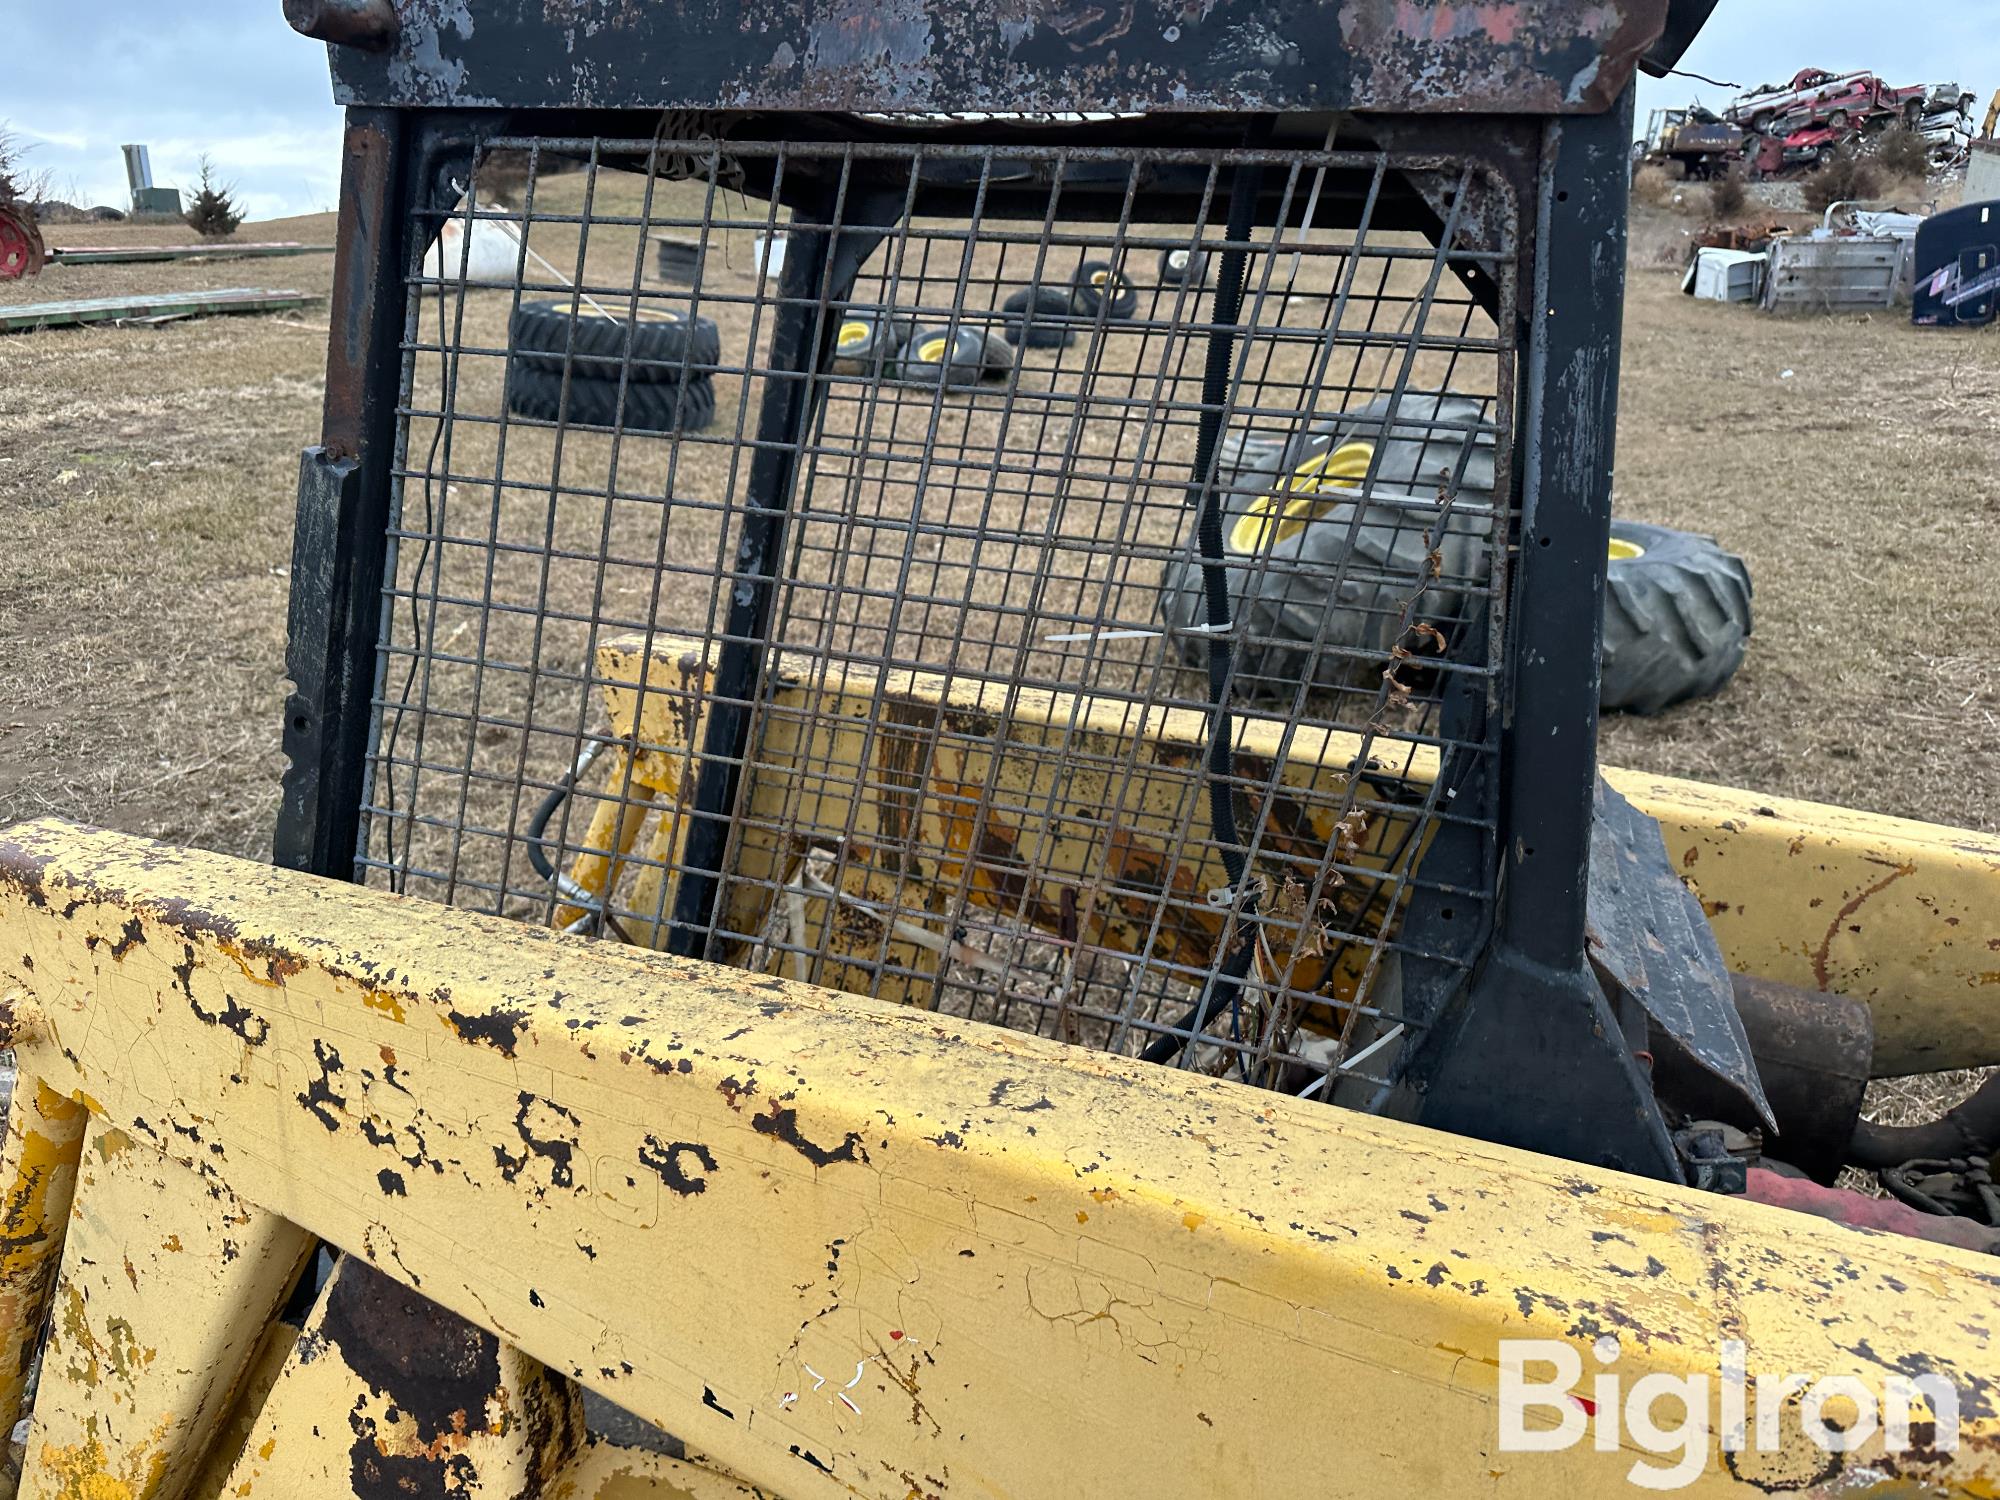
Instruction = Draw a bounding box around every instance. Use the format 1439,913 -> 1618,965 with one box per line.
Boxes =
506,299 -> 720,434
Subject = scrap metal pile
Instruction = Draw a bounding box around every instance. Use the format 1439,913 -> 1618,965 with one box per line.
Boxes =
1642,68 -> 1981,179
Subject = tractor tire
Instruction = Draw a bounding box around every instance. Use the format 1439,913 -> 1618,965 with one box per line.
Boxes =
1600,521 -> 1753,715
831,306 -> 914,375
1158,246 -> 1208,285
1156,392 -> 1497,699
1001,287 -> 1074,348
509,298 -> 721,382
897,325 -> 986,390
1071,260 -> 1138,319
977,328 -> 1016,378
506,366 -> 717,434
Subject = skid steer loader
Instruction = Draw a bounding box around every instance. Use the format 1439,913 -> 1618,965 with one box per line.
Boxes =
2,1 -> 1997,1495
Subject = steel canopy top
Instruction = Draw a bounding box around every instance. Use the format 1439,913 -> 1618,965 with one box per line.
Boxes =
319,0 -> 1685,117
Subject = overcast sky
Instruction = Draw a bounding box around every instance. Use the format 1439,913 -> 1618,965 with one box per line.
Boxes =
2,2 -> 1993,222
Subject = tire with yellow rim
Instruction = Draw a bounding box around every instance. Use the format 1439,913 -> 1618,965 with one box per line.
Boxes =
1157,392 -> 1497,698
896,325 -> 987,389
831,306 -> 915,374
1600,519 -> 1753,714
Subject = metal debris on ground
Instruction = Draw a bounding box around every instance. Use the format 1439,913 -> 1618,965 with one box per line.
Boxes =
0,203 -> 45,281
44,240 -> 333,266
0,287 -> 320,334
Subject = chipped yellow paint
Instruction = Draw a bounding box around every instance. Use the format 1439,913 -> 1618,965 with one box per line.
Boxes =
186,1320 -> 298,1500
0,1076 -> 86,1444
553,746 -> 657,930
0,821 -> 1995,1498
21,1116 -> 312,1500
1608,772 -> 2000,1075
544,1444 -> 775,1498
588,634 -> 2000,1074
31,1422 -> 166,1500
216,1256 -> 583,1496
360,990 -> 406,1024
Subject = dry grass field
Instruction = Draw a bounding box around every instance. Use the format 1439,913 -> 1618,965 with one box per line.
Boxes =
1,178 -> 1994,1126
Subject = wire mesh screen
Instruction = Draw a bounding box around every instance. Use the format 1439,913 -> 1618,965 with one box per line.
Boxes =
360,130 -> 1518,1107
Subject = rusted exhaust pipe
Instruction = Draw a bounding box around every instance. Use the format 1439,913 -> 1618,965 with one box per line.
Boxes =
1651,974 -> 1873,1183
283,0 -> 399,51
1847,1073 -> 2000,1170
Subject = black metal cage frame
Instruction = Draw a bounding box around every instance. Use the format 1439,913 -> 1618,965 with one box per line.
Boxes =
275,0 -> 1715,1183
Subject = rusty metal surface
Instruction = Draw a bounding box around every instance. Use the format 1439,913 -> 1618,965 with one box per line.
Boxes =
0,204 -> 47,283
284,0 -> 399,51
3,819 -> 1999,1497
218,1257 -> 585,1495
318,0 -> 1671,116
1714,975 -> 1872,1182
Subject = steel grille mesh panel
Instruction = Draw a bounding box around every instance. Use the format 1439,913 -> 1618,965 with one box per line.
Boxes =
363,132 -> 1518,1104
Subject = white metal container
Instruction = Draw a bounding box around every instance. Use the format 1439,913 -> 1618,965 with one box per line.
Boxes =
1689,247 -> 1767,302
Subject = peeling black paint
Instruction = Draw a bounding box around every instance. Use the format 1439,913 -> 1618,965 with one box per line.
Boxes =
187,983 -> 273,1047
702,1385 -> 736,1419
988,1077 -> 1054,1112
493,1092 -> 580,1191
107,916 -> 145,959
790,1445 -> 833,1474
297,1040 -> 348,1131
753,1103 -> 868,1169
447,1004 -> 530,1058
639,1136 -> 717,1197
377,1168 -> 407,1197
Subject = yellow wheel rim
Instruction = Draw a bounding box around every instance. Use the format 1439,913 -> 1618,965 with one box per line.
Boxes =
837,320 -> 870,349
1608,537 -> 1645,562
916,335 -> 950,362
1091,269 -> 1111,287
1227,440 -> 1377,553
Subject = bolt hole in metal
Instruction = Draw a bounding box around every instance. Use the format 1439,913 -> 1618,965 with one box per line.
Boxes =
361,133 -> 1516,1110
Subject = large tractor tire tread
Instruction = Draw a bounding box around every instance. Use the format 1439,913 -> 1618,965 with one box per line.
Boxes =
1600,521 -> 1753,715
507,366 -> 718,434
509,298 -> 722,382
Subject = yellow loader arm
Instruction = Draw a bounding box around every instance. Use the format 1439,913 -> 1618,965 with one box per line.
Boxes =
0,820 -> 1995,1498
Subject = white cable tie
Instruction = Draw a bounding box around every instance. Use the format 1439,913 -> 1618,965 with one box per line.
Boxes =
1044,627 -> 1163,644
